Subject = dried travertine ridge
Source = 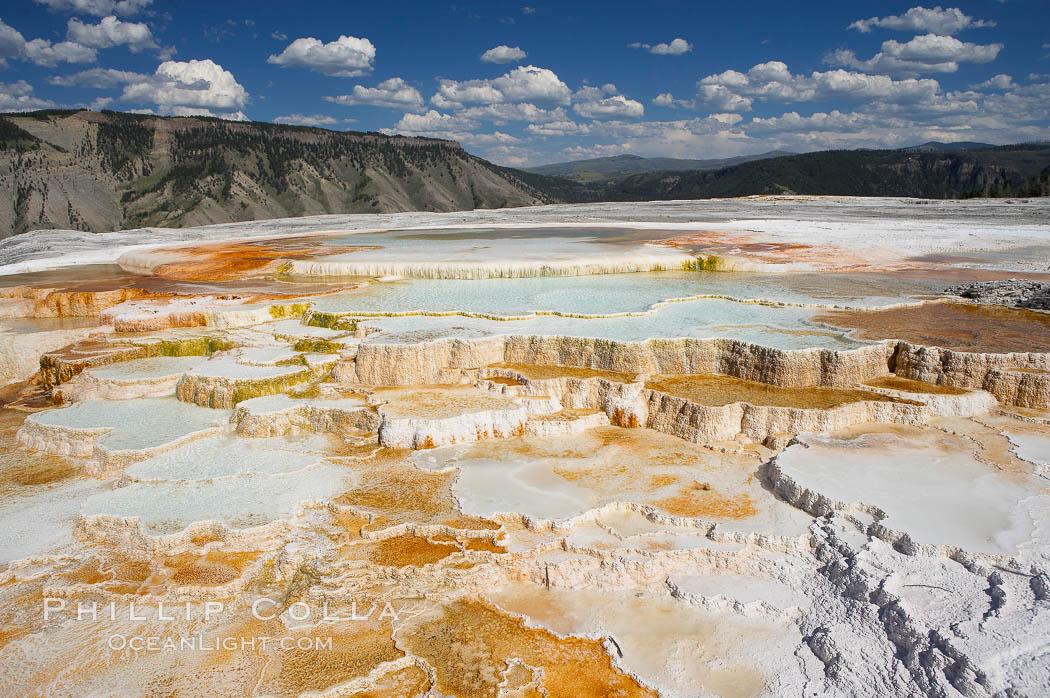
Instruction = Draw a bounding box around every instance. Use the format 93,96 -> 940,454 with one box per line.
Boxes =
0,199 -> 1049,697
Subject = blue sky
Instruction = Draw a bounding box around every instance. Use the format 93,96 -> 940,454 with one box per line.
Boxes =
2,1 -> 1049,165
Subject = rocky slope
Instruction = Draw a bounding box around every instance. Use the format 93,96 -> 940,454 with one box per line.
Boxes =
0,109 -> 553,238
946,279 -> 1050,310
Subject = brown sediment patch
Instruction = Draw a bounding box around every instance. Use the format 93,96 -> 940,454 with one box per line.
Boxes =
400,598 -> 657,698
0,409 -> 78,492
335,460 -> 458,525
491,363 -> 637,383
812,302 -> 1050,353
484,376 -> 523,386
553,461 -> 631,488
353,665 -> 432,697
547,429 -> 722,498
332,509 -> 371,543
530,408 -> 604,422
655,232 -> 813,257
651,232 -> 888,269
999,405 -> 1050,420
141,239 -> 382,282
57,548 -> 261,593
463,537 -> 508,554
648,473 -> 680,489
464,436 -> 594,461
646,374 -> 913,409
375,385 -> 518,419
654,482 -> 758,519
893,267 -> 1050,284
253,614 -> 403,696
864,376 -> 969,395
0,585 -> 44,651
438,514 -> 502,531
366,533 -> 460,568
164,550 -> 260,587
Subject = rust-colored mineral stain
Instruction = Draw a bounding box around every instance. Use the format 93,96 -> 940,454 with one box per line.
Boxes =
143,239 -> 381,282
646,374 -> 913,409
654,482 -> 758,519
401,599 -> 657,698
812,302 -> 1050,353
463,537 -> 508,554
367,533 -> 460,568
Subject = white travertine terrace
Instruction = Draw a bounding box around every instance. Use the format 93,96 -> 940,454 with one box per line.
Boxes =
1,197 -> 1049,696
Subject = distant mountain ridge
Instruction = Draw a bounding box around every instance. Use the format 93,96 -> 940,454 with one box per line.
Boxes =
524,151 -> 792,183
594,143 -> 1050,201
1,109 -> 1047,239
898,141 -> 997,152
0,109 -> 553,238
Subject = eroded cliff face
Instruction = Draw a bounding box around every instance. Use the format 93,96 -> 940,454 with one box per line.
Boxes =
0,110 -> 551,238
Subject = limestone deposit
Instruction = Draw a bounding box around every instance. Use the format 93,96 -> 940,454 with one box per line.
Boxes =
0,200 -> 1049,697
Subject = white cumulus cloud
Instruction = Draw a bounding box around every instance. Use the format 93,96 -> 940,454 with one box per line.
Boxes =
696,61 -> 942,112
387,109 -> 478,134
325,77 -> 423,108
169,106 -> 247,121
121,59 -> 249,111
24,38 -> 96,66
849,6 -> 995,35
66,16 -> 159,53
0,17 -> 99,67
573,94 -> 644,118
268,35 -> 376,77
49,67 -> 145,87
526,119 -> 590,136
0,80 -> 57,111
273,113 -> 347,127
433,65 -> 571,107
970,74 -> 1013,90
629,38 -> 692,55
0,19 -> 25,58
34,0 -> 152,16
459,102 -> 567,123
828,34 -> 1002,76
481,45 -> 526,63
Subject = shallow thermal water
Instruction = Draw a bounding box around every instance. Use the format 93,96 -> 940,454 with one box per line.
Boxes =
88,356 -> 208,380
1004,429 -> 1050,469
124,434 -> 330,481
310,226 -> 680,256
311,270 -> 951,318
485,584 -> 795,698
26,397 -> 228,451
776,431 -> 1046,555
0,317 -> 101,333
411,429 -> 813,536
357,296 -> 862,350
0,478 -> 105,563
81,462 -> 351,534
